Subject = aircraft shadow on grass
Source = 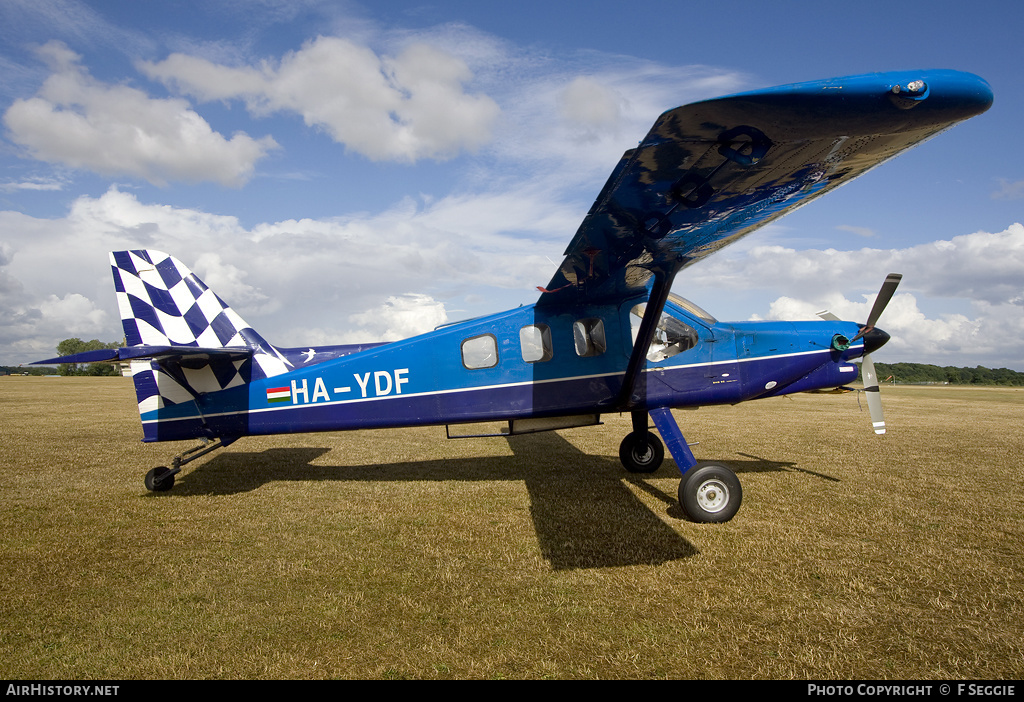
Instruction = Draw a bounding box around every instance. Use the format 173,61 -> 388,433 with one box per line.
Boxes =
150,432 -> 823,570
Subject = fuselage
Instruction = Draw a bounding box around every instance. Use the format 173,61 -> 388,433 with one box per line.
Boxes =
140,294 -> 868,442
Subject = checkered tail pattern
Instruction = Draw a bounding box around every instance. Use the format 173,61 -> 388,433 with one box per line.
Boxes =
110,250 -> 291,417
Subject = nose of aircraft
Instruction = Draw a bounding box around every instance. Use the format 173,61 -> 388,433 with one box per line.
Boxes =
862,327 -> 891,355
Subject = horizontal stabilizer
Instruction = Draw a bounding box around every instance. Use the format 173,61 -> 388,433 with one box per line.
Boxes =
33,348 -> 121,365
34,345 -> 254,366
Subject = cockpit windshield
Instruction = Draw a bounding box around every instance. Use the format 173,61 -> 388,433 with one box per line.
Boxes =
667,293 -> 717,324
630,303 -> 700,362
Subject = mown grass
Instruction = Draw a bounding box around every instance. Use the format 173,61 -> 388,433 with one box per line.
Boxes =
1,376 -> 1022,679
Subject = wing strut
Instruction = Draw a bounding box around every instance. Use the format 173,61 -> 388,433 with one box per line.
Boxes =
616,268 -> 679,410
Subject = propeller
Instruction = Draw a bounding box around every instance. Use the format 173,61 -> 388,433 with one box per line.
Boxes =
861,352 -> 887,434
818,273 -> 902,435
851,273 -> 902,343
858,273 -> 901,434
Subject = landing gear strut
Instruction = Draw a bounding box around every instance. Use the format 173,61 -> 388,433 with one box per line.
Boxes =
621,408 -> 743,523
143,438 -> 229,492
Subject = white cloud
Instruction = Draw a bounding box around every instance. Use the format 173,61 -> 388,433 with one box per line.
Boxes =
686,224 -> 1024,308
0,186 -> 570,360
0,278 -> 112,360
7,184 -> 1021,370
139,36 -> 500,163
191,251 -> 278,316
691,224 -> 1024,369
347,294 -> 449,342
3,41 -> 277,187
489,60 -> 747,180
559,76 -> 626,140
0,176 -> 66,192
835,224 -> 876,238
992,178 -> 1024,200
764,292 -> 984,346
37,292 -> 109,334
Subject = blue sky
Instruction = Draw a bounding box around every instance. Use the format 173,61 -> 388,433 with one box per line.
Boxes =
2,0 -> 1022,370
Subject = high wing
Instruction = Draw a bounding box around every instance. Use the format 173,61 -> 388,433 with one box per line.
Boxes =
538,69 -> 992,408
538,70 -> 993,307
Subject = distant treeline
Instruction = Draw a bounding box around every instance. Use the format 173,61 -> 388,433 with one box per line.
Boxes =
872,362 -> 1024,386
1,365 -> 58,376
1,338 -> 124,377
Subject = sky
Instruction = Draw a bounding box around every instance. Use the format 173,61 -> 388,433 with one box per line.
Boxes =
1,0 -> 1022,371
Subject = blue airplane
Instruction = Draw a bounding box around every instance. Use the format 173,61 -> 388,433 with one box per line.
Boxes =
36,70 -> 993,523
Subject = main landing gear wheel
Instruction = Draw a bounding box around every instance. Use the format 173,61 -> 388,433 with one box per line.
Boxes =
144,466 -> 175,492
679,464 -> 742,523
619,431 -> 665,473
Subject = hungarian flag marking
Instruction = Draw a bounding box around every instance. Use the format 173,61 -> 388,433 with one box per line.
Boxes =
266,386 -> 291,404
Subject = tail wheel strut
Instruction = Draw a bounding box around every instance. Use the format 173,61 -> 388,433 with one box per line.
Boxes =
144,438 -> 228,492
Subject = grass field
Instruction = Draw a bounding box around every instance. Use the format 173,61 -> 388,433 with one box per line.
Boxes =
1,376 -> 1022,679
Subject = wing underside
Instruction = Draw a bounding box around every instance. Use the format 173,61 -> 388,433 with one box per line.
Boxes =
539,70 -> 993,307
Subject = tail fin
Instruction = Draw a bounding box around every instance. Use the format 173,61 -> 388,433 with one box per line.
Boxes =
110,250 -> 291,421
111,250 -> 268,352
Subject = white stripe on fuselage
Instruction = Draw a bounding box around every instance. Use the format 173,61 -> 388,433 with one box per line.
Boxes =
141,344 -> 859,425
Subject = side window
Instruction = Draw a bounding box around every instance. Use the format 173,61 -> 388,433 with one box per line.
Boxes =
520,324 -> 553,363
573,318 -> 606,357
630,304 -> 698,362
461,334 -> 498,369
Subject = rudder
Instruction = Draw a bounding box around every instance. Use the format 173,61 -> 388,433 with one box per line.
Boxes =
110,250 -> 290,435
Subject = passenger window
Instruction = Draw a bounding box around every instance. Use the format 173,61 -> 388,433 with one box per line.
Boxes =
462,334 -> 498,369
630,304 -> 698,362
573,318 -> 606,357
520,325 -> 553,363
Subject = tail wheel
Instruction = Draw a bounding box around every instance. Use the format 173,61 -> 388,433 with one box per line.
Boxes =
144,466 -> 175,492
619,432 -> 664,473
679,464 -> 741,523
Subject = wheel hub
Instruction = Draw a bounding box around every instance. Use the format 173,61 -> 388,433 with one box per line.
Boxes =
633,444 -> 653,463
695,479 -> 729,513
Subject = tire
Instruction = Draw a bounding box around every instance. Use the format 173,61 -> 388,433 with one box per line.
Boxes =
144,466 -> 175,492
679,464 -> 741,523
619,432 -> 665,473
